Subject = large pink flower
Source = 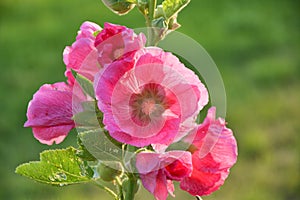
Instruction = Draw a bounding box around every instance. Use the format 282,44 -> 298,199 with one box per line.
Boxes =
136,151 -> 192,200
180,107 -> 238,196
24,82 -> 75,145
94,47 -> 208,147
63,21 -> 102,84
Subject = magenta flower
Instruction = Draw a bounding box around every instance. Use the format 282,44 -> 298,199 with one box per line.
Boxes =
63,21 -> 102,84
24,82 -> 75,145
94,22 -> 146,68
63,22 -> 146,85
180,107 -> 238,196
94,47 -> 208,147
136,151 -> 192,200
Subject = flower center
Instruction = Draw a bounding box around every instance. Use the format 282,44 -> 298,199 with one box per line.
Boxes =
141,98 -> 156,115
129,83 -> 167,126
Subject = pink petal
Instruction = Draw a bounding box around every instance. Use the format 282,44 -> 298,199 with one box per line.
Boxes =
63,21 -> 102,83
63,38 -> 100,81
95,23 -> 146,68
32,124 -> 74,145
136,151 -> 192,200
24,82 -> 75,145
76,21 -> 102,40
24,82 -> 73,127
180,107 -> 238,196
180,157 -> 222,196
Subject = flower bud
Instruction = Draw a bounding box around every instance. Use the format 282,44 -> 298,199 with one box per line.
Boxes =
97,161 -> 123,181
123,178 -> 140,194
102,0 -> 136,15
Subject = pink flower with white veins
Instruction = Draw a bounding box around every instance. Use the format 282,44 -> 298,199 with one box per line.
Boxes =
94,47 -> 208,147
24,82 -> 76,145
136,151 -> 193,200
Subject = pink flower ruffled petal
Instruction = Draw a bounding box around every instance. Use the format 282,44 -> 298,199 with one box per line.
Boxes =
136,151 -> 192,200
180,107 -> 238,196
94,23 -> 146,68
24,82 -> 75,145
63,21 -> 102,84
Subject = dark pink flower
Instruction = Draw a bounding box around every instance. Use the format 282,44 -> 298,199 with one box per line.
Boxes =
94,47 -> 208,147
63,21 -> 102,84
94,22 -> 146,68
24,82 -> 75,145
136,151 -> 192,200
63,22 -> 146,85
180,107 -> 238,196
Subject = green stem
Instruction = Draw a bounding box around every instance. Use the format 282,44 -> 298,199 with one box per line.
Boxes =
146,0 -> 157,46
148,0 -> 156,21
124,174 -> 137,200
116,177 -> 124,200
93,180 -> 118,200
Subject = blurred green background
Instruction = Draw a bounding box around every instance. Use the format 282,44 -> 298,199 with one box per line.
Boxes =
0,0 -> 299,199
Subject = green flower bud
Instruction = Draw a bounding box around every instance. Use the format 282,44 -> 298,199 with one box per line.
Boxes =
97,161 -> 123,182
102,0 -> 136,15
123,178 -> 140,194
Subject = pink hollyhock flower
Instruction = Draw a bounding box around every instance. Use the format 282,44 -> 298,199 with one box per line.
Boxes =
63,22 -> 146,85
136,151 -> 193,200
24,82 -> 75,145
63,21 -> 102,85
94,47 -> 208,147
180,107 -> 238,196
94,22 -> 146,68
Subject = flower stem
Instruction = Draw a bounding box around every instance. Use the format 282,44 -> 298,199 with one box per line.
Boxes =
116,177 -> 124,200
146,0 -> 157,46
149,0 -> 156,21
124,174 -> 137,200
93,180 -> 118,200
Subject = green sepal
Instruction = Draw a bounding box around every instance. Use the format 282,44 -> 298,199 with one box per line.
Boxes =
15,147 -> 93,186
73,71 -> 95,99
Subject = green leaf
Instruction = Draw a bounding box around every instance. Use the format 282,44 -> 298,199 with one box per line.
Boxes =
73,110 -> 99,127
77,137 -> 97,161
162,0 -> 190,19
102,0 -> 136,15
74,72 -> 95,99
79,128 -> 123,162
16,147 -> 92,186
